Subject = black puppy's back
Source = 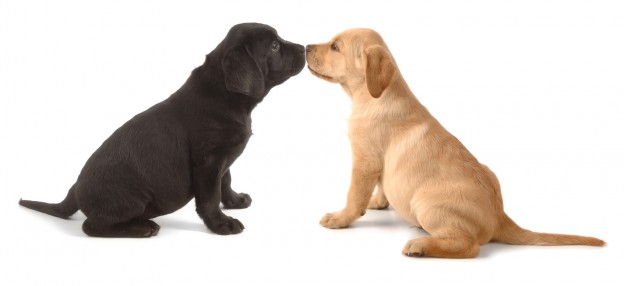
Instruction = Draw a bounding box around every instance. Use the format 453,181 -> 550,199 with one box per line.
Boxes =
20,99 -> 192,220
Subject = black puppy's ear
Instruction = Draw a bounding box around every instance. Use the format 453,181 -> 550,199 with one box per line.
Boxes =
364,45 -> 397,98
223,45 -> 265,98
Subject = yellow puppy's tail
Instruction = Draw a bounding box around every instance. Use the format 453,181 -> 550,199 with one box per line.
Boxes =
494,213 -> 605,246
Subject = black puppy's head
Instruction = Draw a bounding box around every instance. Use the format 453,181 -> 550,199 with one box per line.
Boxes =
218,23 -> 305,99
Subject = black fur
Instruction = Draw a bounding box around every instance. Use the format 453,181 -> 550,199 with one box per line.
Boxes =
19,23 -> 305,237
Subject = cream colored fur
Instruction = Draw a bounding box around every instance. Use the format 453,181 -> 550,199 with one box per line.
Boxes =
306,28 -> 604,258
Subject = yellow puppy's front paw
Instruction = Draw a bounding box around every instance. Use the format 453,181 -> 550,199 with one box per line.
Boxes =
319,212 -> 351,229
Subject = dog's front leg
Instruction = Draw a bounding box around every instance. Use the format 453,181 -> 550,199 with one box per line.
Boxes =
220,169 -> 252,209
193,165 -> 244,235
320,152 -> 380,229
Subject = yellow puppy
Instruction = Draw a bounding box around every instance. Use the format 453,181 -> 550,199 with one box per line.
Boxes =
305,28 -> 604,258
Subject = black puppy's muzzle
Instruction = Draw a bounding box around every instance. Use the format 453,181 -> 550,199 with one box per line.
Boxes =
288,43 -> 306,74
289,42 -> 305,57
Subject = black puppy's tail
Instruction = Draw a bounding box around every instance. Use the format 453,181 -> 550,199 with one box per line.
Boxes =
19,186 -> 79,219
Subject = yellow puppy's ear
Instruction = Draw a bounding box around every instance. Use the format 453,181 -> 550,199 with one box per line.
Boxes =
364,45 -> 397,98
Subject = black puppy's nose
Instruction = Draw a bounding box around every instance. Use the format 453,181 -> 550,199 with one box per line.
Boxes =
306,45 -> 313,53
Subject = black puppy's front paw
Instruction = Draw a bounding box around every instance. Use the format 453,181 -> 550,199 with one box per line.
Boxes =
222,193 -> 252,209
207,216 -> 245,235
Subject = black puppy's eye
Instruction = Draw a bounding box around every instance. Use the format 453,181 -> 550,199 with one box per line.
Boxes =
271,41 -> 280,52
330,42 -> 339,52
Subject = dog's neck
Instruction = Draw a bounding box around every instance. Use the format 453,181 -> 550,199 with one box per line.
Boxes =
346,75 -> 432,123
340,76 -> 366,98
169,64 -> 262,118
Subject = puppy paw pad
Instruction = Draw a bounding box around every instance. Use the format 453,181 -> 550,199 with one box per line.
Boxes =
223,193 -> 252,209
402,239 -> 426,258
404,252 -> 424,257
319,212 -> 350,229
209,217 -> 245,235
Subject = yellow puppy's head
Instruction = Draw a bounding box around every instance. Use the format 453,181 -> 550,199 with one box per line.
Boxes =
306,28 -> 398,98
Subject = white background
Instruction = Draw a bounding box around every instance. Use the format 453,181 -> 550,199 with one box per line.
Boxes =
1,0 -> 623,284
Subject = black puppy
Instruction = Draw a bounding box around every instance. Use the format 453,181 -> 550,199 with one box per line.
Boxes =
19,23 -> 305,237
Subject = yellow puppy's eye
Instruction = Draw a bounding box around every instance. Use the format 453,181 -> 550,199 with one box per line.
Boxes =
330,42 -> 339,52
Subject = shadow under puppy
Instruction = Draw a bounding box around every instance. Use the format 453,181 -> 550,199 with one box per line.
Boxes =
19,23 -> 305,237
306,28 -> 604,258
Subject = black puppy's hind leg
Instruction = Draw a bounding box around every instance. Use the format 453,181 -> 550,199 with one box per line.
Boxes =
82,218 -> 160,238
194,166 -> 244,235
220,169 -> 252,209
81,197 -> 159,238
